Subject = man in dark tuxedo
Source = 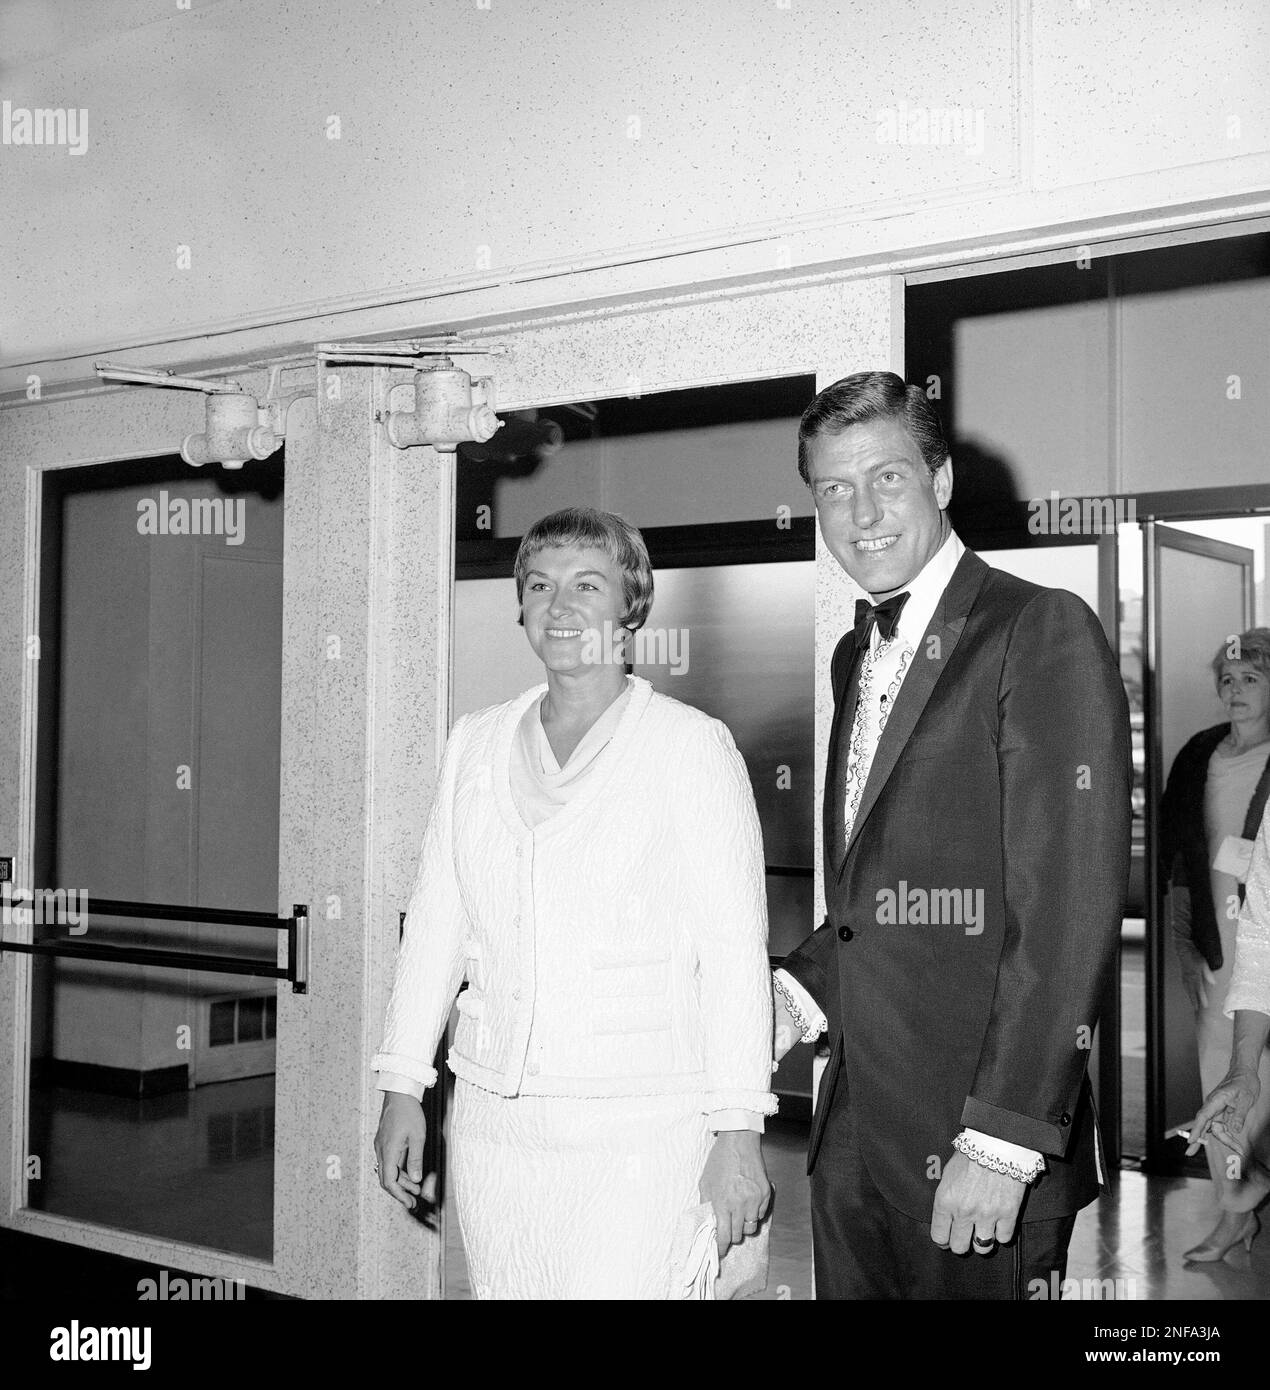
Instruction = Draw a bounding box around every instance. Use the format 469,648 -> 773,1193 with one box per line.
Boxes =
773,371 -> 1131,1299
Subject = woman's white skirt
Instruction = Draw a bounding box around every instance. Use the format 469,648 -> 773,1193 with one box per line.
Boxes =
450,1078 -> 713,1299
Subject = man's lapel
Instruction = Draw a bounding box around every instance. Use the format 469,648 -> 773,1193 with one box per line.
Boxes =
838,550 -> 991,868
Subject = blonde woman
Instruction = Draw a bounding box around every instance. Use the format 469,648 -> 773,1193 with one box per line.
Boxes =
372,507 -> 776,1299
1161,628 -> 1270,1260
1186,798 -> 1270,1243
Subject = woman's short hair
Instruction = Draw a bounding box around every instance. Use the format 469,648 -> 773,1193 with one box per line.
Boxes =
797,370 -> 948,486
513,507 -> 654,630
1211,626 -> 1270,686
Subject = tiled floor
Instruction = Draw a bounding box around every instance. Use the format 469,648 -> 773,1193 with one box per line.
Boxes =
443,1117 -> 1270,1300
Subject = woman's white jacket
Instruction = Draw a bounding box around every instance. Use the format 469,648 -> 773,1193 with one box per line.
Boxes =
373,677 -> 777,1114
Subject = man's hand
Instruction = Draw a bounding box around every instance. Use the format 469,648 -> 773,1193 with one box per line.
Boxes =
930,1151 -> 1026,1254
1184,1067 -> 1261,1156
374,1090 -> 426,1210
699,1131 -> 772,1257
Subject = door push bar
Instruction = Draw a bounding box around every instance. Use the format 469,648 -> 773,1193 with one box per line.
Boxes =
0,892 -> 309,995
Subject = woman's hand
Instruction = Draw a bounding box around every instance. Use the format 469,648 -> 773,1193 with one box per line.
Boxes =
1184,1067 -> 1261,1157
374,1091 -> 426,1209
699,1131 -> 772,1257
1175,937 -> 1215,1013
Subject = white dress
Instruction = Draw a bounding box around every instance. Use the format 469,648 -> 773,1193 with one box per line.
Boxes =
449,682 -> 714,1299
1197,747 -> 1270,1104
1227,797 -> 1270,1020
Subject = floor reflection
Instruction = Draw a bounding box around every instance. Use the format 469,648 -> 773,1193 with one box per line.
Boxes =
26,1074 -> 274,1260
1081,1170 -> 1270,1301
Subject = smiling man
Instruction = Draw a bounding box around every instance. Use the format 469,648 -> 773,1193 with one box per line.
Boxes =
772,371 -> 1133,1299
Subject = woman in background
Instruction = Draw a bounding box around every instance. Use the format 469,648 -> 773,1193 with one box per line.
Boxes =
1185,798 -> 1270,1235
1160,627 -> 1270,1260
371,507 -> 776,1298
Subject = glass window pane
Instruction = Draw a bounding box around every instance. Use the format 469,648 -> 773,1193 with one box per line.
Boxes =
237,996 -> 265,1043
209,999 -> 236,1048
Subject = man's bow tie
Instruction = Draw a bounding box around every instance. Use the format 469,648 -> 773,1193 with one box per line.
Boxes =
853,591 -> 911,650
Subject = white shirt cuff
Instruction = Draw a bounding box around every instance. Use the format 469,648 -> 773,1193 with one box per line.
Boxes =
957,1128 -> 1044,1181
708,1108 -> 765,1133
375,1071 -> 426,1101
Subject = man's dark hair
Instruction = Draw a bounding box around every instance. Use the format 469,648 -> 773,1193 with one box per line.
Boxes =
797,370 -> 948,486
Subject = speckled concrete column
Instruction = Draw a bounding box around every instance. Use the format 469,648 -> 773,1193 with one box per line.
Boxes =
274,367 -> 451,1299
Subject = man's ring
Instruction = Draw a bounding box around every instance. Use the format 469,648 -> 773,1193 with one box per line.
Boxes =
972,1235 -> 994,1250
744,1219 -> 758,1231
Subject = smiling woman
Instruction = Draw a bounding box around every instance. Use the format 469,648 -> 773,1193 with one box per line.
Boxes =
512,509 -> 654,732
370,506 -> 779,1299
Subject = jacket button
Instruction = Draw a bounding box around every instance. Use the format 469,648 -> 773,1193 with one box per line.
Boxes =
1060,1112 -> 1072,1126
526,1059 -> 539,1077
837,925 -> 853,942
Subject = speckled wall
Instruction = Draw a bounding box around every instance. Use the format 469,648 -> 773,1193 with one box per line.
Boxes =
3,0 -> 1268,396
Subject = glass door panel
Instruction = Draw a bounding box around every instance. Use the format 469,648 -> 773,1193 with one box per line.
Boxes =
1143,522 -> 1255,1171
19,457 -> 285,1258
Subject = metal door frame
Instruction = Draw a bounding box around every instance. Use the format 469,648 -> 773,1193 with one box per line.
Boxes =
0,443 -> 296,1291
1141,519 -> 1258,1172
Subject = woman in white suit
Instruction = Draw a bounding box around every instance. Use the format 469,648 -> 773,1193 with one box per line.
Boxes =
372,507 -> 776,1299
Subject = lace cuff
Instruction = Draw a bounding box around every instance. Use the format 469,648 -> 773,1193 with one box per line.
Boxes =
953,1130 -> 1045,1184
773,971 -> 823,1044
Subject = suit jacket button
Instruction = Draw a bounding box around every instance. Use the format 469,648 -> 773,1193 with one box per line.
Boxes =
1060,1112 -> 1072,1126
837,925 -> 853,942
